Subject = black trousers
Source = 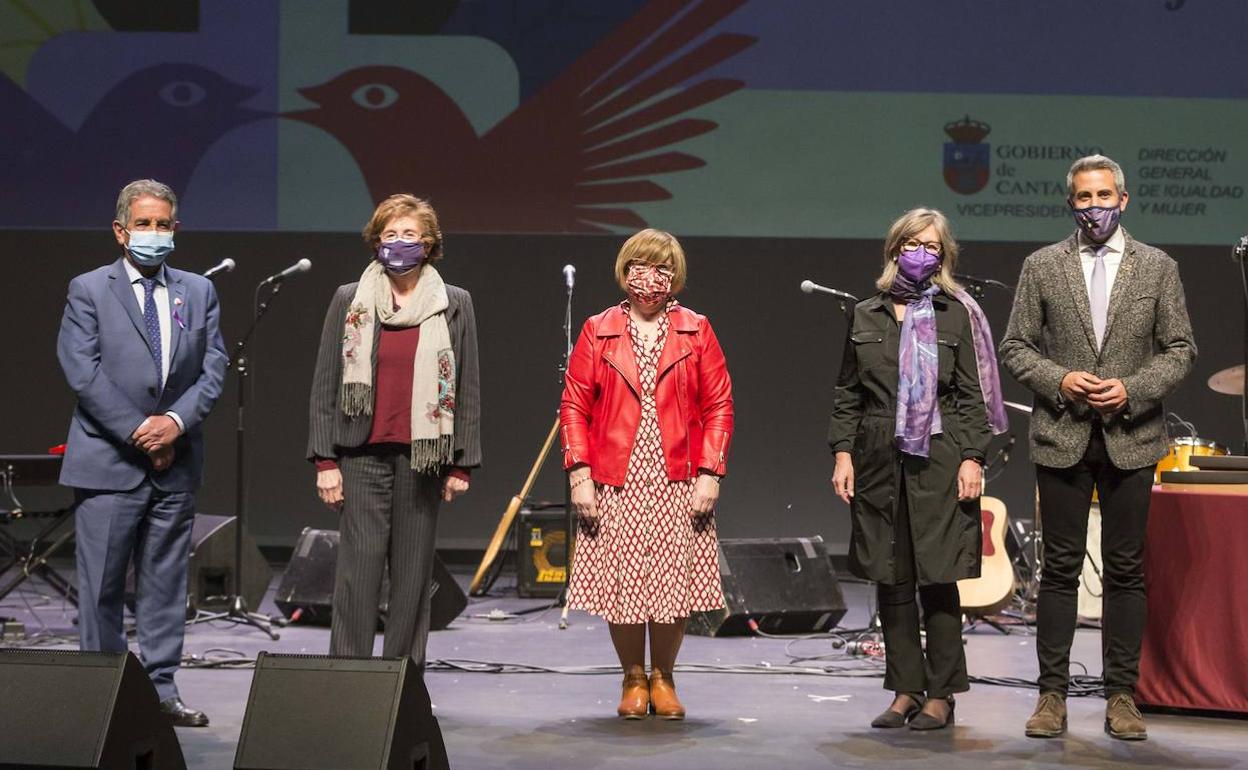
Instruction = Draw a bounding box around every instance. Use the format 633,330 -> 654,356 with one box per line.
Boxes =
1035,425 -> 1154,697
330,445 -> 442,664
877,478 -> 968,699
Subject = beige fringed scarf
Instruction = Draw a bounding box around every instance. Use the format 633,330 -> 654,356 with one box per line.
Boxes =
341,261 -> 455,474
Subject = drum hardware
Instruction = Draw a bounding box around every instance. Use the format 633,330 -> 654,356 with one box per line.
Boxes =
1076,503 -> 1104,625
1207,364 -> 1244,396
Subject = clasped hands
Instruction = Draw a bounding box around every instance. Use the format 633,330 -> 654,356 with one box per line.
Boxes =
1061,371 -> 1128,417
131,415 -> 180,471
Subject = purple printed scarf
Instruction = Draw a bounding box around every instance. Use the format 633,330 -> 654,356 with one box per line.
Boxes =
892,279 -> 1008,457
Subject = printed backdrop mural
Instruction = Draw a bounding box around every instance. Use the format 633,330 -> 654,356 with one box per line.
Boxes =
3,0 -> 1246,243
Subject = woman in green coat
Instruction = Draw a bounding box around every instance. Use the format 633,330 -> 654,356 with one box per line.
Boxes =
828,208 -> 1007,730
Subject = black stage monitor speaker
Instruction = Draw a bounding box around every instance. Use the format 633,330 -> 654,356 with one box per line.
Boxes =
186,513 -> 273,612
689,536 -> 848,637
274,528 -> 466,630
516,506 -> 567,598
0,650 -> 186,769
234,653 -> 447,770
127,513 -> 272,615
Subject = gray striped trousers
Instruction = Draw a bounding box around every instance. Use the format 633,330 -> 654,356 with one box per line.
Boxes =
330,446 -> 441,664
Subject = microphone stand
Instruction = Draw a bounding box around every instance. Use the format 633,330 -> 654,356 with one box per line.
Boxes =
558,275 -> 574,630
954,273 -> 1013,300
1235,237 -> 1248,454
513,272 -> 576,628
186,280 -> 288,638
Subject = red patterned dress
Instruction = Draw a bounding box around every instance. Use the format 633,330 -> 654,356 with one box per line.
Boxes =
567,309 -> 725,624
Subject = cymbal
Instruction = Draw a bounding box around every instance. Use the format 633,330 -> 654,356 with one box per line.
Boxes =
1208,364 -> 1245,396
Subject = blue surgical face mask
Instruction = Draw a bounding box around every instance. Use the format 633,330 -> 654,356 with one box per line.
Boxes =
126,230 -> 175,267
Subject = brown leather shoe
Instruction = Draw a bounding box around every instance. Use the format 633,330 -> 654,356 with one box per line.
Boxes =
649,669 -> 685,720
617,666 -> 650,719
1024,692 -> 1067,738
1105,693 -> 1148,741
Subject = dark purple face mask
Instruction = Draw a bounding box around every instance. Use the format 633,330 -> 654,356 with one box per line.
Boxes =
1069,199 -> 1122,244
376,239 -> 425,274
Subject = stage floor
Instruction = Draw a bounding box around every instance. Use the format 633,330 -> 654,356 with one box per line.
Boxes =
2,569 -> 1244,769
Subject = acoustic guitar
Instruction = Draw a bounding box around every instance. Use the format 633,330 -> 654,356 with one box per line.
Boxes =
957,496 -> 1015,615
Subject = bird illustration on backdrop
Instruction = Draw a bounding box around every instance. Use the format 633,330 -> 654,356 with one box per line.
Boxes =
0,62 -> 264,226
285,0 -> 756,233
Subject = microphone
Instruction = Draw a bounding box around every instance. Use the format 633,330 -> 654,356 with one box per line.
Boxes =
800,279 -> 859,302
562,264 -> 576,291
203,258 -> 235,278
953,272 -> 1013,291
260,258 -> 312,286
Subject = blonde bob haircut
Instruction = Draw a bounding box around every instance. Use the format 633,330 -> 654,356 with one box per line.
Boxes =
361,194 -> 444,263
614,228 -> 687,294
875,207 -> 962,295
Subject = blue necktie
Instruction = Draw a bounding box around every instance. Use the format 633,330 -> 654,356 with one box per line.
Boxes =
139,277 -> 163,385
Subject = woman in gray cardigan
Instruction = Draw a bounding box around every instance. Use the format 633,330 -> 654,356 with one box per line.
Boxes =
307,194 -> 481,666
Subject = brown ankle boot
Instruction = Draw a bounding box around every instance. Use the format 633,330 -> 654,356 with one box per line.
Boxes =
649,669 -> 685,720
617,665 -> 650,719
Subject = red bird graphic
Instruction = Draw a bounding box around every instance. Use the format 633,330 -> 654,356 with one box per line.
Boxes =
286,0 -> 755,233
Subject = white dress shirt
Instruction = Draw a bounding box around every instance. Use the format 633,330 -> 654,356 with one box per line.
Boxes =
1077,225 -> 1125,299
122,258 -> 183,432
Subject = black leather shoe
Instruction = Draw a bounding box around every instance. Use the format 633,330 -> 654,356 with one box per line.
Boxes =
160,697 -> 210,727
871,693 -> 924,728
909,696 -> 955,731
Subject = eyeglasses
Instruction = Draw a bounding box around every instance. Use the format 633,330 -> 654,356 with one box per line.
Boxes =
901,238 -> 943,255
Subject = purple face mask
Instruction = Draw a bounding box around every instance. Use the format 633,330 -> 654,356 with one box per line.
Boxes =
1069,200 -> 1122,244
892,246 -> 942,300
898,246 -> 941,283
376,240 -> 425,274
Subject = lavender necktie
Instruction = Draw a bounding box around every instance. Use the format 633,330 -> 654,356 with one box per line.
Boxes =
1090,245 -> 1108,350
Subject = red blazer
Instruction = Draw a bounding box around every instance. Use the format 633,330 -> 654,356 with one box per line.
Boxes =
560,303 -> 733,486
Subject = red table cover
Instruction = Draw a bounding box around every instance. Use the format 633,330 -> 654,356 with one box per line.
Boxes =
1138,484 -> 1248,713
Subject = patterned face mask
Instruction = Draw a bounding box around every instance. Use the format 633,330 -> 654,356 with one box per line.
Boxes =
1068,198 -> 1122,244
625,263 -> 673,305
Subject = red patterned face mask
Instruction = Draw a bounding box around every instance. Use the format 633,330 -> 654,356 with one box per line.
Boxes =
626,263 -> 673,306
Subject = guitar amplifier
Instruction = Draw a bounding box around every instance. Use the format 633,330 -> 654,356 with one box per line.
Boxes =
516,506 -> 568,598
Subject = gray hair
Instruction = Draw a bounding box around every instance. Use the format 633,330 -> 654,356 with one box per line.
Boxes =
114,179 -> 178,226
1066,155 -> 1125,196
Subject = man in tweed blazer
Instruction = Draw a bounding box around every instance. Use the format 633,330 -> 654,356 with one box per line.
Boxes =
1001,155 -> 1195,741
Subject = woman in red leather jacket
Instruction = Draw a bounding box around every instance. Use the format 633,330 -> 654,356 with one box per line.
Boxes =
560,228 -> 734,721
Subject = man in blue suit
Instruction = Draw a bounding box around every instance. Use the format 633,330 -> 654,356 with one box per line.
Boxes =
57,179 -> 227,727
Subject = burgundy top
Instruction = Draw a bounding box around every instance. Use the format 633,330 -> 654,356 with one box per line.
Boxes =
315,323 -> 468,482
368,323 -> 421,446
